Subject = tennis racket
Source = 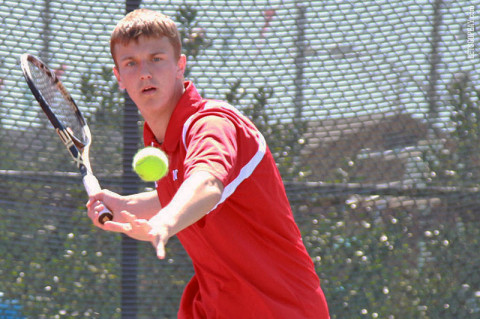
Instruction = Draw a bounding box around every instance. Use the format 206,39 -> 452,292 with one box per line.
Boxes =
20,53 -> 113,224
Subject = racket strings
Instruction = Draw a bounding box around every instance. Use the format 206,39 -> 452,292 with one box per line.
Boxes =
28,61 -> 87,145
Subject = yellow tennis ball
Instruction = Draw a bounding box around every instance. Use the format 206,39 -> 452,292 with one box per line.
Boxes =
132,147 -> 169,182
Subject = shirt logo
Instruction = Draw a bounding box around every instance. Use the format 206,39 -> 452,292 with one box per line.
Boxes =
173,169 -> 178,181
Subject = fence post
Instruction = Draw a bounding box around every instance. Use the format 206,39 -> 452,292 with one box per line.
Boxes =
121,1 -> 142,318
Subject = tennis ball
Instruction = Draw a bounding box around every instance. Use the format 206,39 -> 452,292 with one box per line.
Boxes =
132,147 -> 169,182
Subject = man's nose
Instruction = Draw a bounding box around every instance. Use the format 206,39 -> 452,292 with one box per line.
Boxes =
139,62 -> 152,80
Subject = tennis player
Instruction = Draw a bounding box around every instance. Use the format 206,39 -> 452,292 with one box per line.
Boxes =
87,8 -> 329,318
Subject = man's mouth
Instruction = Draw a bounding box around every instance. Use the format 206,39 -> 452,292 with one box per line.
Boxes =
142,86 -> 157,94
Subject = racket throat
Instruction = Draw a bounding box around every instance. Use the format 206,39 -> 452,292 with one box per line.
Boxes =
56,127 -> 85,150
78,163 -> 89,176
55,128 -> 86,169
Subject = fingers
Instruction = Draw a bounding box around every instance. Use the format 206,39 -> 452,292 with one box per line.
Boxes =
151,228 -> 168,260
154,236 -> 166,260
87,199 -> 105,227
86,191 -> 106,208
147,217 -> 169,260
87,201 -> 169,259
110,211 -> 168,259
103,211 -> 154,242
86,189 -> 122,227
103,211 -> 135,233
103,222 -> 131,233
102,221 -> 132,233
86,191 -> 106,221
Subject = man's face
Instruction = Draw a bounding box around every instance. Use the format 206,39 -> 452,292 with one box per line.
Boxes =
113,36 -> 186,119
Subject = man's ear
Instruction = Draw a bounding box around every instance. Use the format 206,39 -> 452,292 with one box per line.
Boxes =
113,66 -> 125,90
176,54 -> 187,79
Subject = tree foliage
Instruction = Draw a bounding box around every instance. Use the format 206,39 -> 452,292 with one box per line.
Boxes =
424,72 -> 480,186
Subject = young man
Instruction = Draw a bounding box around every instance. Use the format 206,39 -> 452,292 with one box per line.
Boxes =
87,8 -> 329,318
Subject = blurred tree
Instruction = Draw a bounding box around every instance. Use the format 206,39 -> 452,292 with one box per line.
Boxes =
224,79 -> 308,181
424,72 -> 480,186
176,5 -> 211,78
80,66 -> 123,127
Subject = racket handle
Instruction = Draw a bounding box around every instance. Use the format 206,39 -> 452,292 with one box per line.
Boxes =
83,174 -> 114,224
97,207 -> 114,224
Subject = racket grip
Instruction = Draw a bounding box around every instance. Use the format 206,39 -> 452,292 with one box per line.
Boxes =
97,207 -> 114,225
83,174 -> 114,224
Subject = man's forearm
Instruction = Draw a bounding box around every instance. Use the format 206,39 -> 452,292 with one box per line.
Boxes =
150,171 -> 224,238
124,190 -> 162,220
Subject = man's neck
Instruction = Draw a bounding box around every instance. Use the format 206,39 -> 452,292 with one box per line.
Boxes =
144,81 -> 186,143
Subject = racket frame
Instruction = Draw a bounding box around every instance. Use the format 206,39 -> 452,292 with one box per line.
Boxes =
20,53 -> 113,224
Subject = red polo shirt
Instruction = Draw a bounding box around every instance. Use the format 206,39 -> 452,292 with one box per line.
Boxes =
144,82 -> 329,318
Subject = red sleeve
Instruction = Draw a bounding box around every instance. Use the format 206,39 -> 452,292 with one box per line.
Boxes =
183,115 -> 238,186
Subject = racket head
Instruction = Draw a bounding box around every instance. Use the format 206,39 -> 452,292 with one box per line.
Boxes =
20,53 -> 91,149
20,54 -> 113,224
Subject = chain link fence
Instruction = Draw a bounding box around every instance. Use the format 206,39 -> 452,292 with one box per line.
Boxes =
1,0 -> 479,318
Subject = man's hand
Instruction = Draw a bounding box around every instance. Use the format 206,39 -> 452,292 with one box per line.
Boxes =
103,211 -> 170,259
86,171 -> 223,260
87,189 -> 167,258
87,189 -> 129,228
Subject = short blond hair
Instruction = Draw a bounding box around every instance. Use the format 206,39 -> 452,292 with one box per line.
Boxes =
110,9 -> 182,65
